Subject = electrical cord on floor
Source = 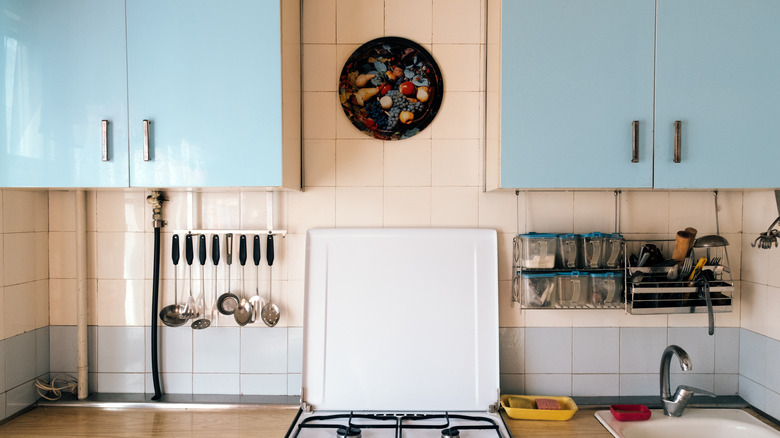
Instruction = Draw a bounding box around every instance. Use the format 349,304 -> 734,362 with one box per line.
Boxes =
34,375 -> 78,401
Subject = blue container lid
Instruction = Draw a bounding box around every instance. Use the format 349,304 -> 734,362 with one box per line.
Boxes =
583,232 -> 606,238
559,233 -> 579,239
609,233 -> 624,239
590,272 -> 624,278
520,232 -> 558,239
557,271 -> 587,277
522,273 -> 557,278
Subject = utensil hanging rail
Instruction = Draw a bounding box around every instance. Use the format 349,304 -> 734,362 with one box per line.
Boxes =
173,229 -> 287,237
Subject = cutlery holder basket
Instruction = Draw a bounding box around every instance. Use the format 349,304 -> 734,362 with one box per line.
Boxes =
624,239 -> 734,315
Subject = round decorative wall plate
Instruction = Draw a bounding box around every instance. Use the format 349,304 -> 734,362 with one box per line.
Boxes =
339,37 -> 443,141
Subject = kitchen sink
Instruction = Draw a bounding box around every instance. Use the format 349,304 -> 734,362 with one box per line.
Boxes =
595,408 -> 780,438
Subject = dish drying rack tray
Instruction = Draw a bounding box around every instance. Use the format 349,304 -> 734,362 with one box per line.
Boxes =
624,239 -> 733,315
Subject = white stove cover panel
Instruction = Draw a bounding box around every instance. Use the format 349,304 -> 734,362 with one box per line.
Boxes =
303,228 -> 499,411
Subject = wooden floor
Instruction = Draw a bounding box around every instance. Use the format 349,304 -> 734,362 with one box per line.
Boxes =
0,406 -> 299,438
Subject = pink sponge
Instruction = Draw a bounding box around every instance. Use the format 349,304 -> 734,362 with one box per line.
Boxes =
535,398 -> 561,410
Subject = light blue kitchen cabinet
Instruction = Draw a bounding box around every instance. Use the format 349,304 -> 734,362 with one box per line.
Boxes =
654,0 -> 780,189
494,0 -> 656,189
126,0 -> 300,188
0,0 -> 300,189
0,0 -> 129,187
491,0 -> 780,189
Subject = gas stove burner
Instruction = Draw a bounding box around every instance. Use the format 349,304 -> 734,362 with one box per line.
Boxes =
441,428 -> 460,437
336,426 -> 361,438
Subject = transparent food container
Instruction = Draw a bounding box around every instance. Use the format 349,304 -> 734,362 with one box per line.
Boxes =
556,272 -> 589,308
583,232 -> 606,268
602,233 -> 624,268
518,233 -> 558,268
522,273 -> 557,308
558,234 -> 580,269
590,272 -> 623,308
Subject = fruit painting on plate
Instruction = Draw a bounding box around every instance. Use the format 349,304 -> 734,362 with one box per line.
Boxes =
339,37 -> 443,141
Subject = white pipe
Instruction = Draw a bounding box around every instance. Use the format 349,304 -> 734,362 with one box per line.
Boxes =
75,190 -> 88,399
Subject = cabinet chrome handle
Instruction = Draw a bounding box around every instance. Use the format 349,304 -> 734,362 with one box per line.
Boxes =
101,120 -> 109,162
143,119 -> 151,161
631,120 -> 639,163
673,120 -> 682,163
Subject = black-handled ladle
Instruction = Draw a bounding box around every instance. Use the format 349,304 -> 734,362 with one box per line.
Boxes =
159,234 -> 187,327
261,234 -> 280,327
182,233 -> 199,319
248,235 -> 264,322
192,234 -> 211,329
217,233 -> 238,315
234,235 -> 253,326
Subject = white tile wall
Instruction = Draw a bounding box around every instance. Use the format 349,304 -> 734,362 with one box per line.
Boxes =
0,0 -> 776,402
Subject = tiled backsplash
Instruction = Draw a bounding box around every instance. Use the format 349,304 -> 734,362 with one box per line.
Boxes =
1,190 -> 50,420
1,0 -> 780,424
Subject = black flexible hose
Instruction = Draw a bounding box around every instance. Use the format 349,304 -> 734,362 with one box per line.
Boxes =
151,226 -> 163,400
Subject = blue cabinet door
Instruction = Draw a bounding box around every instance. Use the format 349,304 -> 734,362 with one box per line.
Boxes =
655,0 -> 780,189
500,0 -> 655,188
126,0 -> 283,187
0,0 -> 128,187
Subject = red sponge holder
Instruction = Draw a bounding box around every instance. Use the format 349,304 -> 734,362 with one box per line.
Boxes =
610,404 -> 651,421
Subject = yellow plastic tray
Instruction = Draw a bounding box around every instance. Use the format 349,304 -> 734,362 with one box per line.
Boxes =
501,395 -> 579,421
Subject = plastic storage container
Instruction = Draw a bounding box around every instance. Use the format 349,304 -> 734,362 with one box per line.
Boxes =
602,233 -> 624,268
583,232 -> 606,268
558,234 -> 580,268
522,273 -> 557,307
590,272 -> 623,308
519,233 -> 558,268
556,272 -> 589,308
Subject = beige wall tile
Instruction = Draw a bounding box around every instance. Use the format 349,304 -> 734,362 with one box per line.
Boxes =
287,187 -> 336,234
303,92 -> 338,140
432,0 -> 483,43
498,280 -> 523,327
285,234 -> 306,282
430,187 -> 479,227
49,232 -> 77,280
96,232 -> 146,280
4,232 -> 36,286
384,139 -> 432,187
741,282 -> 769,335
524,309 -> 573,327
96,191 -> 145,232
36,279 -> 49,330
335,187 -> 383,227
3,189 -> 35,233
429,92 -> 482,139
303,44 -> 338,92
741,236 -> 768,285
336,139 -> 384,186
239,191 -> 286,230
50,278 -> 77,326
571,309 -> 624,327
49,190 -> 76,232
33,190 -> 49,232
743,190 -> 777,234
620,191 -> 670,234
97,279 -> 145,326
431,139 -> 480,187
385,0 -> 433,44
525,191 -> 574,233
574,191 -> 617,233
304,139 -> 337,187
479,190 -> 521,234
383,187 -> 431,227
303,0 -> 336,43
0,287 -> 4,339
35,232 -> 48,281
0,235 -> 3,287
199,191 -> 241,230
432,44 -> 481,92
286,280 -> 305,327
4,282 -> 35,337
0,190 -> 3,232
336,0 -> 385,44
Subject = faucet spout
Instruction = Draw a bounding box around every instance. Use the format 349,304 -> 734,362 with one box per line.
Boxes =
660,345 -> 691,400
660,345 -> 714,416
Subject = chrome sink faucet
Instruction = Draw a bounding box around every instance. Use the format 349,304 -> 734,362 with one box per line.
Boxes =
660,345 -> 716,417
